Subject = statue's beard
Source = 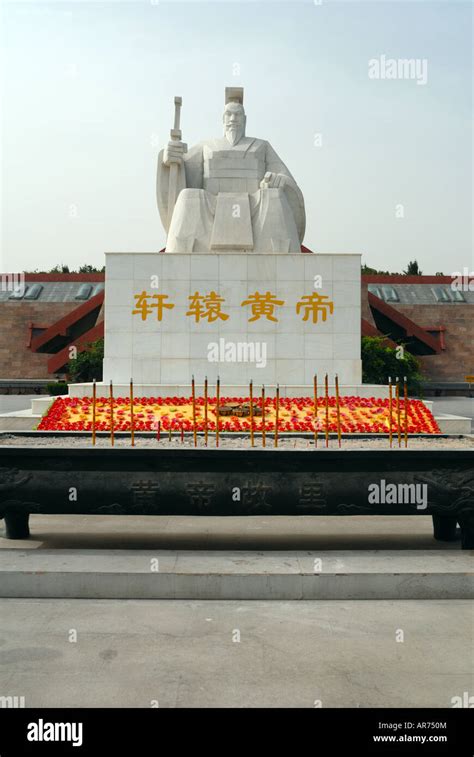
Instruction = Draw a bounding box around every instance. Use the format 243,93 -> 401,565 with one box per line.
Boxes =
225,126 -> 244,146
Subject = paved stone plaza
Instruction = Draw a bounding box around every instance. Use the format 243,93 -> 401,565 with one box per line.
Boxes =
1,597 -> 472,708
1,515 -> 472,707
0,513 -> 466,551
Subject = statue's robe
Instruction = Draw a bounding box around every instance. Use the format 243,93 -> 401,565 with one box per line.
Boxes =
157,136 -> 306,253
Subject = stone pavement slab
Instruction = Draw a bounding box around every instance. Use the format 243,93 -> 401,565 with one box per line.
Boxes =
0,598 -> 472,707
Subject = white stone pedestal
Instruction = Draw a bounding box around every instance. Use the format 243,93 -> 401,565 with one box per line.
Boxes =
102,252 -> 361,386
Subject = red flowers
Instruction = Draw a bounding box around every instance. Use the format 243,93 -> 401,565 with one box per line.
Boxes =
37,395 -> 440,435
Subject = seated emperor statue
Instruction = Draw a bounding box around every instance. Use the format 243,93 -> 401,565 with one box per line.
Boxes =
157,88 -> 306,253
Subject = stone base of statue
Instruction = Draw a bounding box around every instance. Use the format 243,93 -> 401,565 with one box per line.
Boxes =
101,251 -> 362,387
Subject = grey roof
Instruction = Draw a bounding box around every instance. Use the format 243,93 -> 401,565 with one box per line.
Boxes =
0,282 -> 104,303
368,283 -> 474,305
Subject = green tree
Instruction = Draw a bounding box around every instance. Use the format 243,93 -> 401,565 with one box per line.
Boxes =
78,264 -> 105,273
50,263 -> 70,273
361,263 -> 399,275
68,338 -> 104,382
403,260 -> 423,275
23,263 -> 105,274
361,336 -> 423,395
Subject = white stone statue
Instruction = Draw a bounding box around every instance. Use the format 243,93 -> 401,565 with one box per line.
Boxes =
157,87 -> 306,253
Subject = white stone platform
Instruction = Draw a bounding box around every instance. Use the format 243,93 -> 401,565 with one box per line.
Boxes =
68,382 -> 388,398
0,549 -> 472,599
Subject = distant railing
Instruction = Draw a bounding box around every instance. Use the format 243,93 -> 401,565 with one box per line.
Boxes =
0,379 -> 53,395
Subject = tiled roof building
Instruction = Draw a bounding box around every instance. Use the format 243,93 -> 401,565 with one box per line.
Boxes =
0,271 -> 472,389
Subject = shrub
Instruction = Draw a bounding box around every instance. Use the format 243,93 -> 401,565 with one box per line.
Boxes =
47,381 -> 68,396
361,336 -> 423,395
68,338 -> 104,382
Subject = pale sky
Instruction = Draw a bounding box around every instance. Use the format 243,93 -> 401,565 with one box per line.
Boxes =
0,0 -> 472,274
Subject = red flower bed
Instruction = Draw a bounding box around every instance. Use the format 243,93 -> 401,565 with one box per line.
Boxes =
37,395 -> 440,434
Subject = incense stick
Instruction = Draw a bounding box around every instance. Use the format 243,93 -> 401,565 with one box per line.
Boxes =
130,378 -> 134,447
404,375 -> 408,448
324,374 -> 329,448
335,374 -> 341,448
191,375 -> 197,447
396,377 -> 401,447
92,378 -> 96,446
216,376 -> 220,447
274,383 -> 279,448
204,376 -> 208,447
388,376 -> 393,448
313,374 -> 318,448
109,380 -> 114,447
249,379 -> 254,447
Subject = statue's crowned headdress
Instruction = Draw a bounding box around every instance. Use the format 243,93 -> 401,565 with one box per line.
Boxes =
223,87 -> 246,145
225,87 -> 244,105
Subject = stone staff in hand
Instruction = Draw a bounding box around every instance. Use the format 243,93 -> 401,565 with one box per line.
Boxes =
163,96 -> 187,229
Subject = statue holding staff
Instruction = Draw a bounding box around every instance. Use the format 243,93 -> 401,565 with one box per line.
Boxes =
157,87 -> 306,254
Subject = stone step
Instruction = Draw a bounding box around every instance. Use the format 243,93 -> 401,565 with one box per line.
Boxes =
0,395 -> 57,430
0,549 -> 472,600
0,408 -> 42,430
434,413 -> 471,434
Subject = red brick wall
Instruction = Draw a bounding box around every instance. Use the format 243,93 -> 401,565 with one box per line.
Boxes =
361,282 -> 375,325
361,280 -> 473,381
396,304 -> 473,382
0,286 -> 471,382
0,302 -> 76,378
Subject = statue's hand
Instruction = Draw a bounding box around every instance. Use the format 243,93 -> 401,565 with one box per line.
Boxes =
259,172 -> 290,190
163,140 -> 187,166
